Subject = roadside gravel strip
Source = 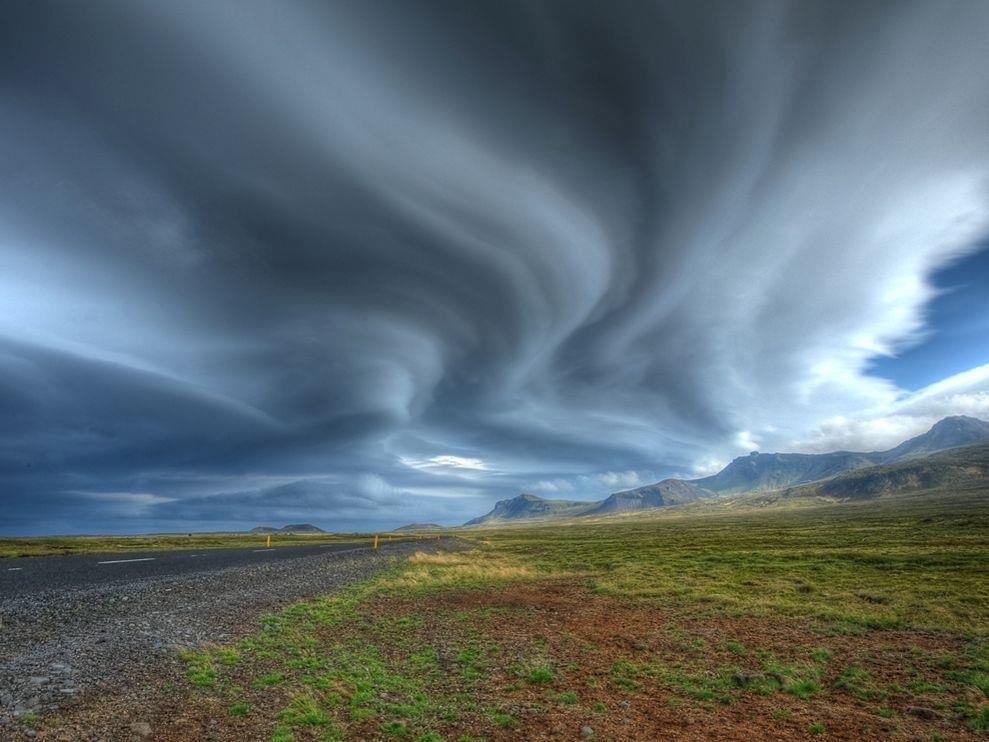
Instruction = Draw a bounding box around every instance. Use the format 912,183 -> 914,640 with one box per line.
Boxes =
0,538 -> 466,736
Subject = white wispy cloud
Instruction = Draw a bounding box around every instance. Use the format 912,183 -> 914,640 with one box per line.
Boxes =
793,363 -> 989,453
67,491 -> 178,505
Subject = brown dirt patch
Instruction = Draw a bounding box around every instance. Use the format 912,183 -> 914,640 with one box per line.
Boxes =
39,578 -> 987,740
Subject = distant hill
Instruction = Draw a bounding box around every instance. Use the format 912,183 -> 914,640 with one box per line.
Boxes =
464,493 -> 593,526
394,523 -> 444,531
462,416 -> 989,525
249,523 -> 326,534
280,523 -> 325,533
464,481 -> 711,526
583,479 -> 711,516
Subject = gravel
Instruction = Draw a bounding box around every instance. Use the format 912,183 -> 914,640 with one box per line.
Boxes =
0,538 -> 465,735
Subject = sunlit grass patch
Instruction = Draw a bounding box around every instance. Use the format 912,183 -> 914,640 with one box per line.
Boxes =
181,650 -> 218,688
377,550 -> 538,593
278,694 -> 330,726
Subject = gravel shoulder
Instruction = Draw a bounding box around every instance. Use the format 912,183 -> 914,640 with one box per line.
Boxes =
0,538 -> 467,739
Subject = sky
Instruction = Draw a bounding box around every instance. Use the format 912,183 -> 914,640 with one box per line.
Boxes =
1,0 -> 989,534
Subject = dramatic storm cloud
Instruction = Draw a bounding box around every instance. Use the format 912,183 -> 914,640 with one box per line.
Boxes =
2,0 -> 988,533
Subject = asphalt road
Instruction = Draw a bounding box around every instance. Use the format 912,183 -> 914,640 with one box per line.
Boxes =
0,540 -> 390,597
0,537 -> 461,734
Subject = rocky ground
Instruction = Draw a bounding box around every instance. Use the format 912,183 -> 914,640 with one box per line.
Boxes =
0,539 -> 464,739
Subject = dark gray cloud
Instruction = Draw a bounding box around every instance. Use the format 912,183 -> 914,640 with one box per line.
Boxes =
2,0 -> 989,533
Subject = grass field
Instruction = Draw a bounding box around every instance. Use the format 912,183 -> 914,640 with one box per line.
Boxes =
167,486 -> 989,740
0,532 -> 377,559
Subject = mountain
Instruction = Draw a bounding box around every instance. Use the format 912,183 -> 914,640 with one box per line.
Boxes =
693,451 -> 876,494
583,479 -> 711,516
464,493 -> 593,526
693,416 -> 989,494
461,416 -> 989,525
464,481 -> 710,526
878,415 -> 989,462
767,442 -> 989,502
394,523 -> 444,531
249,523 -> 326,534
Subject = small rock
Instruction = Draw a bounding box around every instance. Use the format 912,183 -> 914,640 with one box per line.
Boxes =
130,722 -> 152,738
906,706 -> 940,720
28,677 -> 50,686
580,726 -> 595,739
618,700 -> 630,709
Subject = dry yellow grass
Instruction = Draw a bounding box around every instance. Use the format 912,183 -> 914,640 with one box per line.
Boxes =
380,549 -> 538,591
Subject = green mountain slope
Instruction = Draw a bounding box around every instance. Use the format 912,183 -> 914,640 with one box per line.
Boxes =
462,417 -> 989,525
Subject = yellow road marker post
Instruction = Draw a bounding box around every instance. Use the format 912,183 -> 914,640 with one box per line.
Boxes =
266,534 -> 271,548
373,534 -> 379,550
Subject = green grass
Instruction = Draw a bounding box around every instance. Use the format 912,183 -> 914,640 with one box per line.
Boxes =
278,695 -> 330,726
552,690 -> 579,705
177,489 -> 989,738
834,665 -> 885,701
527,667 -> 555,684
723,640 -> 747,656
0,532 -> 384,559
183,651 -> 218,688
969,705 -> 989,731
474,488 -> 989,634
487,709 -> 516,728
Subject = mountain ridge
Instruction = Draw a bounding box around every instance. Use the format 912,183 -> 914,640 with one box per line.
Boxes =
693,415 -> 989,494
752,442 -> 989,504
463,416 -> 989,525
464,493 -> 592,526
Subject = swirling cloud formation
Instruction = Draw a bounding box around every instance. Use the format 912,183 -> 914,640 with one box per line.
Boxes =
1,0 -> 988,532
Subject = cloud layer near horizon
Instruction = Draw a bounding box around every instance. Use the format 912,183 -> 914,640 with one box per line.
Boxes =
2,0 -> 989,533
